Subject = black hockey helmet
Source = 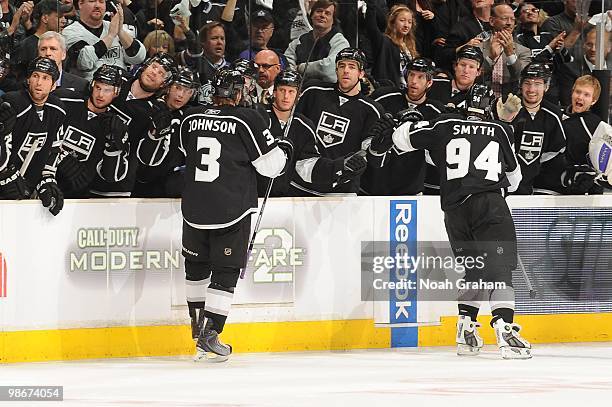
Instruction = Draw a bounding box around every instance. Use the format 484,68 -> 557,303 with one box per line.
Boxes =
335,47 -> 367,70
520,62 -> 552,84
466,83 -> 494,118
405,57 -> 436,78
274,69 -> 302,89
456,46 -> 484,67
92,64 -> 123,88
232,58 -> 258,79
140,52 -> 177,87
27,56 -> 59,83
396,107 -> 424,124
213,67 -> 245,98
172,66 -> 200,89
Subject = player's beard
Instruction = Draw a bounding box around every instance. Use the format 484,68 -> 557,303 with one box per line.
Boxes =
138,77 -> 160,93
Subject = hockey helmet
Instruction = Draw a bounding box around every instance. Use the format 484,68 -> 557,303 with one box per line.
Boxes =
172,66 -> 200,89
335,47 -> 367,70
27,56 -> 60,83
274,69 -> 302,89
405,57 -> 436,78
520,62 -> 552,84
396,107 -> 424,125
232,58 -> 258,79
92,64 -> 123,88
466,83 -> 494,118
140,52 -> 177,87
213,67 -> 245,98
456,46 -> 484,67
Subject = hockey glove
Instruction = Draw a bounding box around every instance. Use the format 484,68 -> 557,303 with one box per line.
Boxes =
0,164 -> 30,199
561,165 -> 601,195
277,138 -> 294,169
57,153 -> 91,191
496,93 -> 522,122
105,115 -> 129,152
36,176 -> 64,216
369,113 -> 396,154
396,107 -> 424,125
150,104 -> 175,140
337,150 -> 367,184
0,101 -> 16,137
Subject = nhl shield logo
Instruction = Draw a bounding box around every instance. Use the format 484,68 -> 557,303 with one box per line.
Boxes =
316,111 -> 350,148
518,130 -> 544,165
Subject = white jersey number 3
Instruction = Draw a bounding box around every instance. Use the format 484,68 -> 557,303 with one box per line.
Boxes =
446,138 -> 501,181
195,137 -> 221,182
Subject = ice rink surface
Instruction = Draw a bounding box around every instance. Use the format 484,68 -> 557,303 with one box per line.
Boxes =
1,343 -> 611,406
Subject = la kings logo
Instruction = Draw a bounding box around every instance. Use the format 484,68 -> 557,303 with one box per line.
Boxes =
18,132 -> 47,161
316,111 -> 350,148
518,130 -> 544,165
59,125 -> 96,160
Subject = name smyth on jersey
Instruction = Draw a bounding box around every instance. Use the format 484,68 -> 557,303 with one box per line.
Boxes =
188,118 -> 237,134
453,124 -> 495,137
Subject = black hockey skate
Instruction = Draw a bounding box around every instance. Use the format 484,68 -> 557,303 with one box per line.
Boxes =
194,319 -> 232,363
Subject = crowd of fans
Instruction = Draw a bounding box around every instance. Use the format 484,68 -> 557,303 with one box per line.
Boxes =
0,0 -> 610,215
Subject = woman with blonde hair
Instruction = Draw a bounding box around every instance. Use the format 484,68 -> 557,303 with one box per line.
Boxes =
366,2 -> 419,88
143,30 -> 176,58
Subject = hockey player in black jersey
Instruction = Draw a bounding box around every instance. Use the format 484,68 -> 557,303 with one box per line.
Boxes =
428,46 -> 484,109
375,84 -> 531,359
512,63 -> 567,195
91,52 -> 176,197
135,66 -> 200,198
365,58 -> 445,195
55,65 -> 129,198
0,57 -> 65,215
258,69 -> 367,197
179,67 -> 290,361
295,47 -> 383,195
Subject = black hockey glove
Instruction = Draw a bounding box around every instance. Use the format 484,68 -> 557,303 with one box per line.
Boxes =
396,107 -> 424,125
369,113 -> 396,154
277,138 -> 294,169
561,165 -> 602,195
105,115 -> 129,152
0,101 -> 17,137
337,150 -> 367,184
36,176 -> 64,216
0,164 -> 30,199
150,104 -> 175,140
57,153 -> 91,191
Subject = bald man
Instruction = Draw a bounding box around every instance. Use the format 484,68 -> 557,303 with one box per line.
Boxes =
254,50 -> 282,104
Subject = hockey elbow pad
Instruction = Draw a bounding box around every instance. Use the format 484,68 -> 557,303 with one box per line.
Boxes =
36,176 -> 64,216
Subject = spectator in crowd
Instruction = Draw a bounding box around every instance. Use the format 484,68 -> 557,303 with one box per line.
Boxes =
429,45 -> 483,108
17,0 -> 68,79
407,0 -> 439,59
135,0 -> 176,40
541,0 -> 590,52
63,0 -> 146,80
557,28 -> 610,108
38,31 -> 88,92
254,49 -> 281,104
285,0 -> 350,83
142,30 -> 175,58
478,3 -> 531,98
435,0 -> 493,71
1,0 -> 33,47
365,2 -> 418,88
238,7 -> 287,68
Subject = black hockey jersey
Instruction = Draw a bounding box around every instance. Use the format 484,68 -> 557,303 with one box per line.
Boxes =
562,110 -> 603,166
179,105 -> 286,229
393,115 -> 520,211
295,81 -> 383,194
0,89 -> 66,188
511,100 -> 567,194
428,77 -> 470,108
91,75 -> 162,196
363,87 -> 445,195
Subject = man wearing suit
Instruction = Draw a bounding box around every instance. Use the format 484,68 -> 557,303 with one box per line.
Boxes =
478,3 -> 531,98
38,31 -> 88,92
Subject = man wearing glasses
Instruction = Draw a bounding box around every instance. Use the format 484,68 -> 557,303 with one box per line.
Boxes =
254,49 -> 281,104
238,7 -> 287,69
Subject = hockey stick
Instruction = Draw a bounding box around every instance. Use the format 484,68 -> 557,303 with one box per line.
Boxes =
240,37 -> 320,279
20,138 -> 41,177
517,253 -> 537,299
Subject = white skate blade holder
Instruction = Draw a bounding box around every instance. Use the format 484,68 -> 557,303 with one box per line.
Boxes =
457,344 -> 482,356
194,349 -> 230,363
500,346 -> 532,360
